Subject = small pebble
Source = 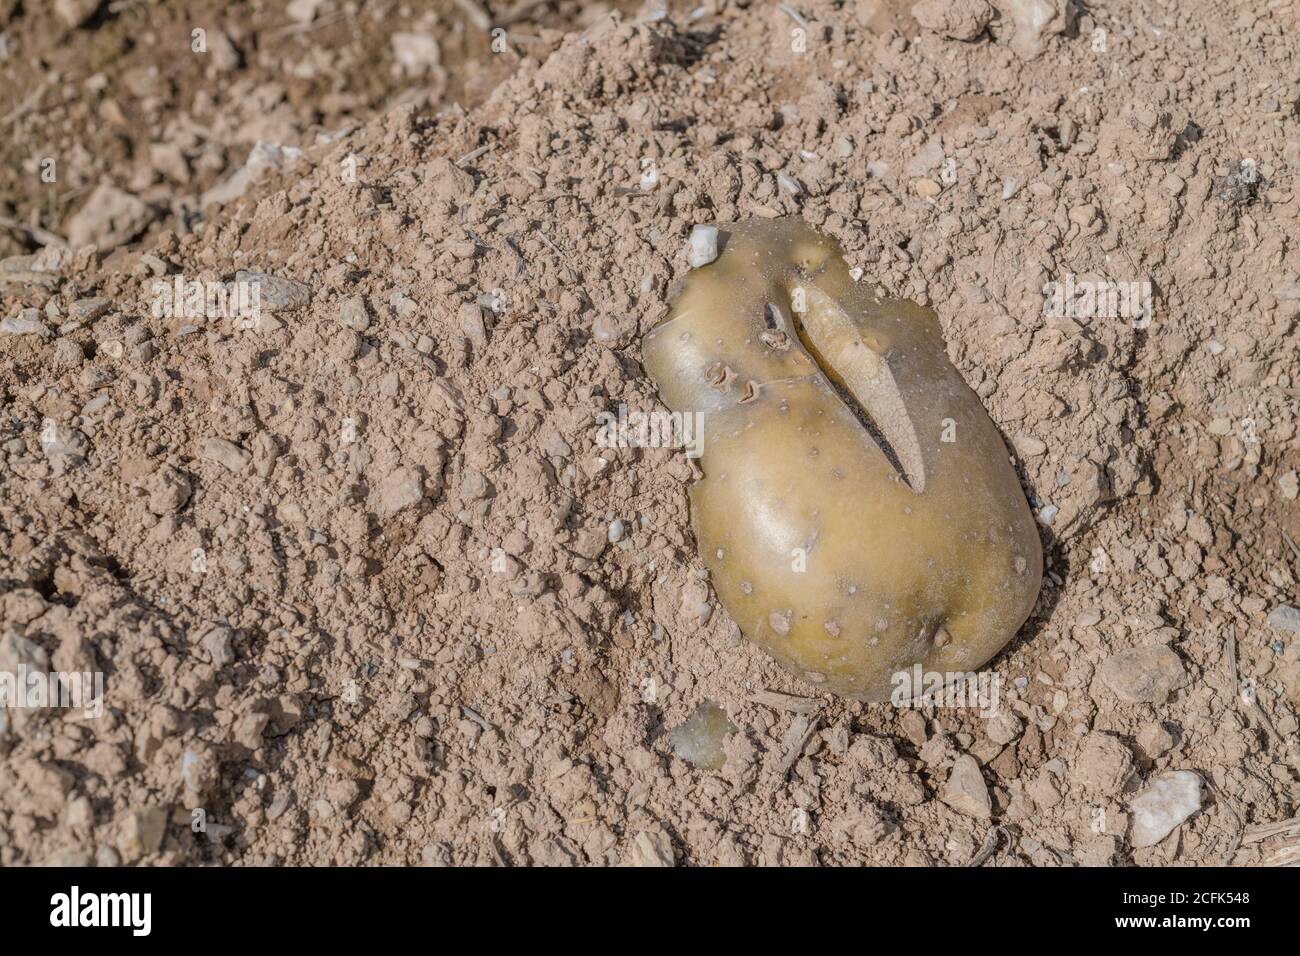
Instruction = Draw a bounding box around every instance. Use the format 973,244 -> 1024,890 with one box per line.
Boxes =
1,310 -> 51,337
1097,645 -> 1186,704
41,423 -> 89,463
914,177 -> 942,198
941,754 -> 991,819
1278,470 -> 1298,500
687,225 -> 719,268
1015,435 -> 1047,456
1267,604 -> 1300,635
201,437 -> 252,474
235,270 -> 311,311
338,295 -> 370,332
1129,770 -> 1202,848
71,296 -> 111,321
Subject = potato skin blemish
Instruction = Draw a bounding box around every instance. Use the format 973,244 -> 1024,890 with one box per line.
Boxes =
642,218 -> 1043,701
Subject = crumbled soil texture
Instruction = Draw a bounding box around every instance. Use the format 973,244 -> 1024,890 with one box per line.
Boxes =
0,0 -> 633,256
2,0 -> 1300,867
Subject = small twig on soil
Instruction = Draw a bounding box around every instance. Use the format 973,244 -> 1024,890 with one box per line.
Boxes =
778,713 -> 821,779
502,235 -> 527,277
457,707 -> 496,738
460,704 -> 496,732
1280,530 -> 1300,566
485,834 -> 509,866
1249,699 -> 1299,773
968,825 -> 1010,867
2,83 -> 48,129
1204,778 -> 1245,865
0,216 -> 67,248
268,9 -> 350,37
502,32 -> 548,48
778,3 -> 809,28
1241,816 -> 1300,844
495,0 -> 553,27
747,688 -> 822,714
1240,816 -> 1300,866
533,228 -> 563,257
1263,841 -> 1300,866
454,0 -> 493,31
456,144 -> 491,166
1227,624 -> 1300,777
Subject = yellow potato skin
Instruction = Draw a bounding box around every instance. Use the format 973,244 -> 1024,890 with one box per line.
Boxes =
642,219 -> 1042,701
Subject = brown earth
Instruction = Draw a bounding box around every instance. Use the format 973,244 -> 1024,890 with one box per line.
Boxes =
0,0 -> 631,257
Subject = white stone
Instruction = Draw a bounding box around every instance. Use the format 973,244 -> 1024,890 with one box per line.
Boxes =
391,32 -> 441,75
1278,470 -> 1298,500
286,0 -> 322,23
1129,770 -> 1202,847
687,225 -> 719,268
54,0 -> 102,30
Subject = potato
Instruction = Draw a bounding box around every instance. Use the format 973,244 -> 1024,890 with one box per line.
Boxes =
642,218 -> 1042,701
